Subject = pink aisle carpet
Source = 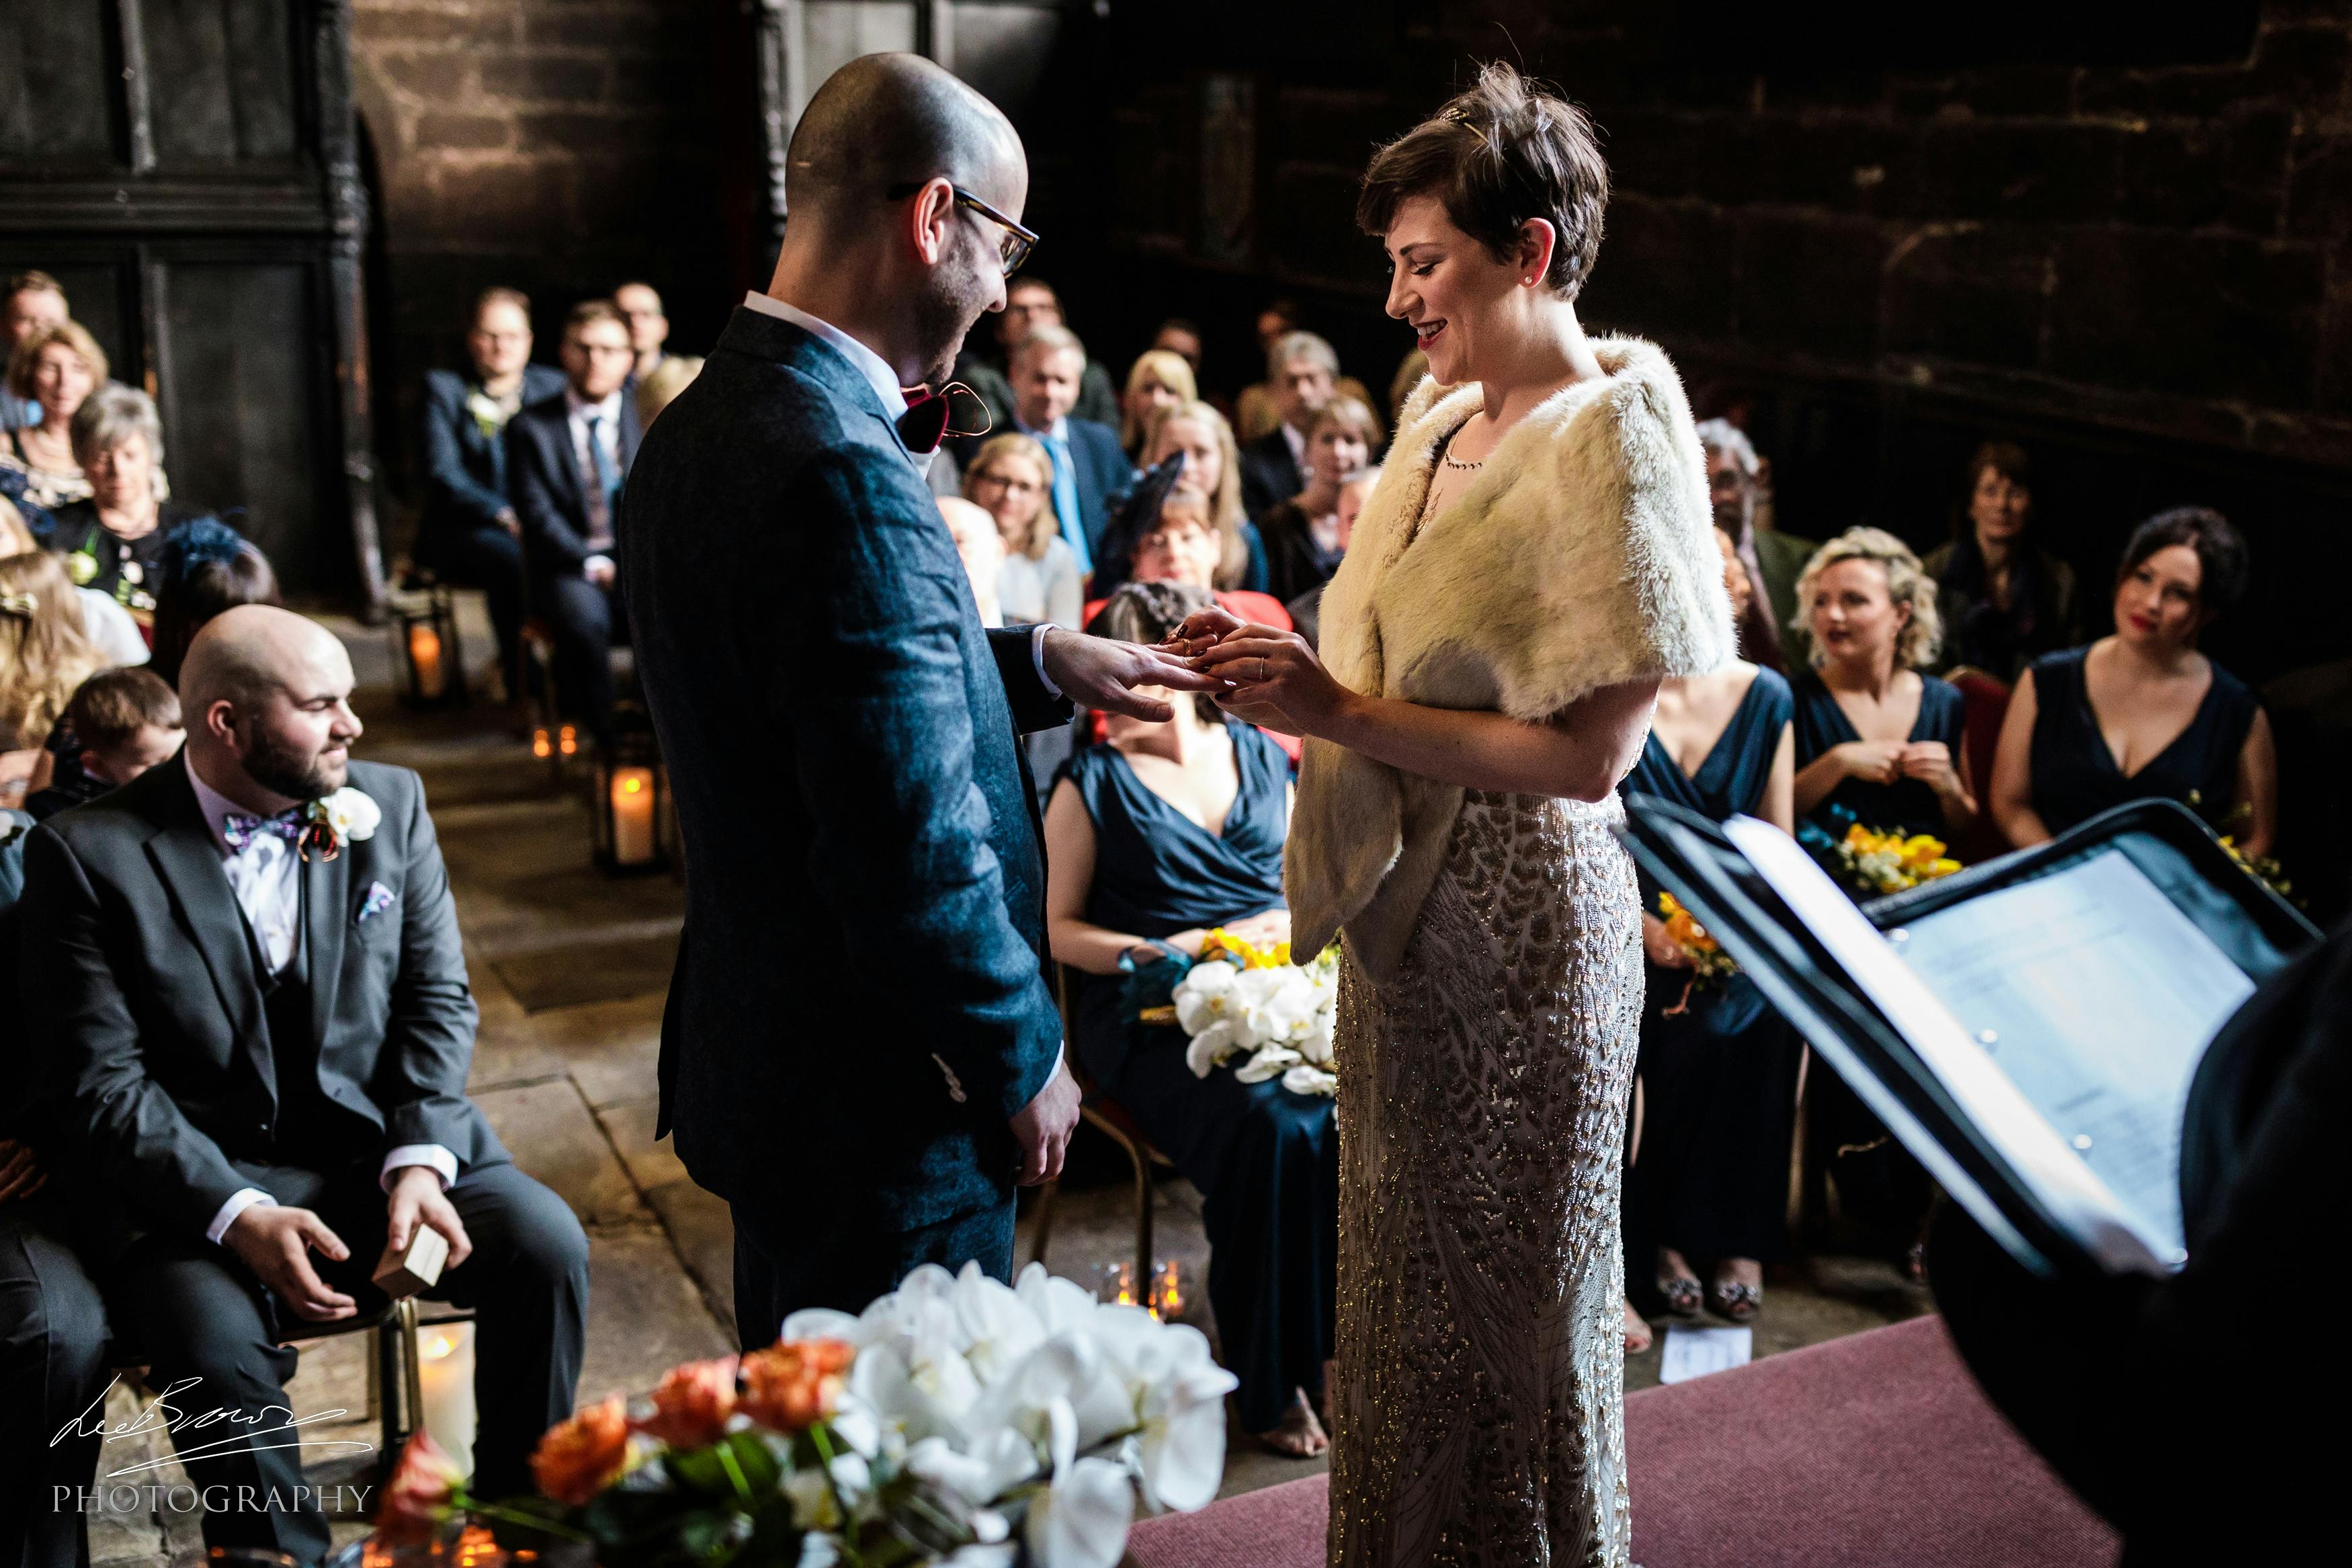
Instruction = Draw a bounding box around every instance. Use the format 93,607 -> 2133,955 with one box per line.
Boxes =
1126,1315 -> 2119,1568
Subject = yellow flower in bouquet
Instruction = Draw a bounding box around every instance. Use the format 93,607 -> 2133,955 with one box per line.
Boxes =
1657,894 -> 1738,981
1837,824 -> 1962,897
1200,926 -> 1293,969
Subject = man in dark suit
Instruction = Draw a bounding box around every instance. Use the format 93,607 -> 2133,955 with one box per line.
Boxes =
621,52 -> 1217,1345
950,275 -> 1119,441
1009,322 -> 1128,578
18,607 -> 589,1565
417,286 -> 566,700
508,300 -> 641,747
1236,329 -> 1339,519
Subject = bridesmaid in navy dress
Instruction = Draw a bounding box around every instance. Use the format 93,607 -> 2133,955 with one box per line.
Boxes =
1992,508 -> 2276,857
1790,527 -> 1978,842
1622,527 -> 1799,1331
1041,582 -> 1334,1459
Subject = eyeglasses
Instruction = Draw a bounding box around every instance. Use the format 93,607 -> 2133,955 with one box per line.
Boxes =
886,181 -> 1038,276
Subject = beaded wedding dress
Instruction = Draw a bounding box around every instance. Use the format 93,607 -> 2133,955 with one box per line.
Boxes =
1327,787 -> 1644,1567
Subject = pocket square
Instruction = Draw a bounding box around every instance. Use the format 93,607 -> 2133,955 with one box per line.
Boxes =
358,881 -> 397,924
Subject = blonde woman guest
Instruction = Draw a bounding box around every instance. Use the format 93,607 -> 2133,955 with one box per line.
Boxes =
937,496 -> 1006,627
1789,527 -> 1976,841
964,433 -> 1083,627
1991,507 -> 2273,854
2,320 -> 108,509
1119,349 -> 1198,456
42,386 -> 200,616
0,551 -> 105,805
1099,399 -> 1265,596
0,496 -> 143,668
1255,396 -> 1378,603
634,353 -> 705,435
1170,64 -> 1734,1563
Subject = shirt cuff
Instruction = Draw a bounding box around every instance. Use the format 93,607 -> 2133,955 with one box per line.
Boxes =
208,1187 -> 276,1245
380,1145 -> 460,1192
584,552 -> 615,577
1031,623 -> 1062,699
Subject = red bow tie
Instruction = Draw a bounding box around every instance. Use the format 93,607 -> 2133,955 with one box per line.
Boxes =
896,387 -> 952,454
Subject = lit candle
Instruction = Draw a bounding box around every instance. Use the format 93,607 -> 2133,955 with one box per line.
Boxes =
407,623 -> 445,699
610,766 -> 656,865
415,1323 -> 476,1478
1154,1260 -> 1185,1319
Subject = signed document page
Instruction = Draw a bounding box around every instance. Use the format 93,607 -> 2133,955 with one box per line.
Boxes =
1890,848 -> 2254,1264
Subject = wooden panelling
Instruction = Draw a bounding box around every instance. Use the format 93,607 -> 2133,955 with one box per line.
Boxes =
0,3 -> 118,165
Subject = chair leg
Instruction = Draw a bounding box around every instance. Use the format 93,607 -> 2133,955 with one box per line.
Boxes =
1029,1177 -> 1059,1270
375,1308 -> 406,1479
1134,1149 -> 1155,1294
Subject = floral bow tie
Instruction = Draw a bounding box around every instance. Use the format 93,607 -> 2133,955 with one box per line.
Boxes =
221,809 -> 304,855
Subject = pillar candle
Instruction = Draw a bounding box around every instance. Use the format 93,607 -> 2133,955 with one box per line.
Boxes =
415,1322 -> 476,1478
611,766 -> 657,865
407,623 -> 446,699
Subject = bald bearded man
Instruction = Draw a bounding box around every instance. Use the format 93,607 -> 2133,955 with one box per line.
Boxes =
18,607 -> 587,1564
622,54 -> 1220,1340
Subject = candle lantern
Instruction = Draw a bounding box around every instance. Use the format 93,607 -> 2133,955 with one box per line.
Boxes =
388,579 -> 466,709
413,1321 -> 477,1477
592,713 -> 671,875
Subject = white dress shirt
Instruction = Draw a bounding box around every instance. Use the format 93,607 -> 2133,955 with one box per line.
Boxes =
1282,419 -> 1308,474
185,756 -> 458,1244
565,386 -> 626,566
739,290 -> 1062,697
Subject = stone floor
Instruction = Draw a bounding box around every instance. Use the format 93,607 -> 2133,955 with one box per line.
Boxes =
84,597 -> 1929,1561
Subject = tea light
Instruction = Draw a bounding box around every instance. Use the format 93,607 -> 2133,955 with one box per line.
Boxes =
407,624 -> 446,700
1152,1260 -> 1186,1319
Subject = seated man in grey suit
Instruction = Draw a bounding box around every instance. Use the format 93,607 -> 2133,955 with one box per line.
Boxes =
18,606 -> 589,1566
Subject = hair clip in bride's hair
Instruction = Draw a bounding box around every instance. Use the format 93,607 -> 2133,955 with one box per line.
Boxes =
1441,104 -> 1491,148
0,591 -> 36,617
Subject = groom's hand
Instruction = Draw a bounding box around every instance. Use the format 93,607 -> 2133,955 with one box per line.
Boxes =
1039,627 -> 1227,722
1009,1059 -> 1081,1186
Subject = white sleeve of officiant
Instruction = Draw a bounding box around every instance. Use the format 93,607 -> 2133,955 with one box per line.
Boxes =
380,1143 -> 460,1192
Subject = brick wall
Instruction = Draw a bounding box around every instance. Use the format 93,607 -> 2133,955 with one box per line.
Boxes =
349,0 -> 731,522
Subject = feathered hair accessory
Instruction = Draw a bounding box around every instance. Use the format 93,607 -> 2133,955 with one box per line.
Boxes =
0,464 -> 56,539
0,589 -> 36,617
156,515 -> 247,592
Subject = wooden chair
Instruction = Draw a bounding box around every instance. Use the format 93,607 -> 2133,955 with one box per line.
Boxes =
1026,965 -> 1177,1282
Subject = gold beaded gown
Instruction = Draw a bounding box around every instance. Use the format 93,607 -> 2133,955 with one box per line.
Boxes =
1286,344 -> 1732,1568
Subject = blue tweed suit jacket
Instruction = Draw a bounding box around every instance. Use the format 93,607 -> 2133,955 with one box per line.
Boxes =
620,307 -> 1068,1229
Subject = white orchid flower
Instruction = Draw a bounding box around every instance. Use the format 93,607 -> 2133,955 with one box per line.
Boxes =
1283,1064 -> 1339,1097
1171,960 -> 1238,1033
1185,1017 -> 1248,1078
1132,1354 -> 1240,1513
780,1306 -> 869,1346
1233,1045 -> 1302,1084
1025,1454 -> 1136,1568
902,1430 -> 1038,1506
313,787 -> 380,842
1015,1264 -> 1104,1337
949,1263 -> 1047,1385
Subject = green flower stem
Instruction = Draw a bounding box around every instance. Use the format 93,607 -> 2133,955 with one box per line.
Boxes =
450,1489 -> 593,1543
806,1424 -> 867,1568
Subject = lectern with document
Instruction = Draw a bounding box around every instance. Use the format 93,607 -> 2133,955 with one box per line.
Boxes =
1619,797 -> 2321,1280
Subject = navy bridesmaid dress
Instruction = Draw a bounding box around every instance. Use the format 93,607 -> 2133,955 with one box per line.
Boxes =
2025,646 -> 2260,837
1791,666 -> 1968,840
1620,670 -> 1806,1276
1062,722 -> 1336,1434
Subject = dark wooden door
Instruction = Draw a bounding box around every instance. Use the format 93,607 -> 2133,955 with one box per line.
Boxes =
0,0 -> 386,610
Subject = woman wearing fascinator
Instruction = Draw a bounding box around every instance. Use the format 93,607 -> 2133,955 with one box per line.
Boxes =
1167,64 -> 1734,1566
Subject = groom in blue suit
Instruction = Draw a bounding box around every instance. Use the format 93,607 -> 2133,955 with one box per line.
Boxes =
621,54 -> 1218,1344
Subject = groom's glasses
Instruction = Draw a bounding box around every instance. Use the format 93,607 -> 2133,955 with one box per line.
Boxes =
885,181 -> 1038,276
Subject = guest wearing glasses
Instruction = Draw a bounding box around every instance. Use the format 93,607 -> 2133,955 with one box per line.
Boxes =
964,432 -> 1083,629
951,275 -> 1118,438
507,300 -> 641,748
613,280 -> 675,384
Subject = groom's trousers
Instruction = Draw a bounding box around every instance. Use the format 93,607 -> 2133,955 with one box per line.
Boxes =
729,1199 -> 1015,1350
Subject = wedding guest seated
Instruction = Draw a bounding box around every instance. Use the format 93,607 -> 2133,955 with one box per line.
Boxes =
1233,299 -> 1300,444
613,280 -> 675,384
509,299 -> 640,748
1042,580 -> 1333,1458
1120,349 -> 1198,458
1990,507 -> 2274,854
1238,331 -> 1343,519
0,271 -> 67,431
1151,317 -> 1204,374
1621,525 -> 1799,1340
1096,400 -> 1267,597
965,433 -> 1083,629
954,277 -> 1120,437
939,496 -> 1006,626
17,606 -> 590,1565
1009,324 -> 1129,577
634,353 -> 704,434
1791,527 -> 1977,842
1254,396 -> 1376,605
1693,419 -> 1791,670
148,516 -> 282,687
1087,490 -> 1290,635
1285,466 -> 1378,648
0,486 -> 143,668
41,385 -> 202,617
0,552 -> 103,811
1,318 -> 110,510
417,286 -> 565,700
1924,442 -> 2080,682
24,666 -> 181,820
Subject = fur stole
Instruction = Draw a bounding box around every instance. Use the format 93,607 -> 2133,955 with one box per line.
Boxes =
1288,334 -> 1735,982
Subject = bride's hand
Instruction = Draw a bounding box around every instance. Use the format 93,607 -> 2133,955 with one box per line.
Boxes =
1157,605 -> 1249,658
1191,625 -> 1349,738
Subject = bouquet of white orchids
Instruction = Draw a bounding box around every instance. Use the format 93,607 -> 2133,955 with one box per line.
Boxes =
374,1262 -> 1236,1568
1167,928 -> 1341,1098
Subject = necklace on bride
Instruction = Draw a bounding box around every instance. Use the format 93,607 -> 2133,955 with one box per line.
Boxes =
1441,447 -> 1484,471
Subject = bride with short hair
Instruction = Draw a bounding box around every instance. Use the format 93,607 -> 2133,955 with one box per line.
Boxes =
1172,62 -> 1735,1567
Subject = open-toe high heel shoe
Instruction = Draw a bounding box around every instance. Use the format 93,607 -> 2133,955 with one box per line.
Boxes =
1656,1272 -> 1704,1318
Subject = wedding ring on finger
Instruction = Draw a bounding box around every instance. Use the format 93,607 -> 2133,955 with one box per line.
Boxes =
1255,658 -> 1269,682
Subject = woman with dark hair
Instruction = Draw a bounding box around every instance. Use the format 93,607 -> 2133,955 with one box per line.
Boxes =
1253,396 -> 1377,605
1991,507 -> 2275,853
1040,581 -> 1334,1461
1923,442 -> 2080,681
1169,62 -> 1734,1563
146,517 -> 280,687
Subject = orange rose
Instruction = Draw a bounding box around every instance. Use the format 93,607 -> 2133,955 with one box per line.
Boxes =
530,1395 -> 633,1505
737,1338 -> 855,1432
633,1354 -> 740,1448
376,1431 -> 463,1547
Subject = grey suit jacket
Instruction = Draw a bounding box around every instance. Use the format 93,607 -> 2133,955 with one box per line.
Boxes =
17,756 -> 501,1240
